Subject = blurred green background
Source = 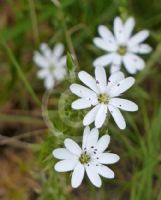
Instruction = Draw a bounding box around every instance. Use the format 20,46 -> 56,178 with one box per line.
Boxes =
0,0 -> 161,200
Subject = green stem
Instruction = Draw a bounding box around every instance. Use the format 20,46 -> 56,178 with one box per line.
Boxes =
28,0 -> 39,44
57,4 -> 80,68
3,42 -> 41,106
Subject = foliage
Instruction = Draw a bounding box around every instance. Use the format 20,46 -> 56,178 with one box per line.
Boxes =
1,0 -> 161,200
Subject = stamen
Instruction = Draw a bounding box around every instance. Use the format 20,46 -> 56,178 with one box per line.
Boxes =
79,153 -> 91,164
49,65 -> 55,73
118,46 -> 127,55
98,93 -> 109,104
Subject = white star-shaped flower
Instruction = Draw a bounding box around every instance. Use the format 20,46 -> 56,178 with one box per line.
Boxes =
70,66 -> 138,129
53,126 -> 120,188
33,43 -> 66,89
93,17 -> 152,74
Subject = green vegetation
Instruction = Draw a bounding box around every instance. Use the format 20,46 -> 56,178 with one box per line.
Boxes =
0,0 -> 161,200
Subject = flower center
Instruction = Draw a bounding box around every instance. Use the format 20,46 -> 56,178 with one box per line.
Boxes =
49,65 -> 55,73
118,46 -> 127,55
98,93 -> 109,104
79,153 -> 91,164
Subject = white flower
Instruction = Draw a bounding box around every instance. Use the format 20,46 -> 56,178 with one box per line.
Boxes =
93,17 -> 152,74
53,126 -> 120,188
33,43 -> 66,89
70,66 -> 138,129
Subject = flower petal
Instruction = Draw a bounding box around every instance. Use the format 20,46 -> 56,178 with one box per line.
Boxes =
95,104 -> 108,128
109,98 -> 138,111
123,17 -> 135,42
33,52 -> 49,68
59,55 -> 66,67
54,159 -> 78,172
98,25 -> 116,41
108,77 -> 135,97
93,53 -> 116,67
53,148 -> 77,160
82,126 -> 90,149
110,64 -> 121,74
71,162 -> 85,188
108,105 -> 126,129
114,17 -> 125,44
53,43 -> 64,58
40,43 -> 52,59
86,128 -> 99,149
107,71 -> 125,89
96,165 -> 115,179
37,69 -> 48,79
54,67 -> 66,80
98,25 -> 113,38
70,84 -> 97,99
83,104 -> 101,126
139,44 -> 152,54
93,37 -> 112,52
123,53 -> 145,73
78,71 -> 99,93
44,75 -> 55,89
85,164 -> 102,188
72,98 -> 92,110
113,54 -> 122,66
128,30 -> 150,47
64,139 -> 82,156
96,135 -> 110,153
98,153 -> 120,164
110,54 -> 122,74
98,25 -> 117,51
129,44 -> 152,54
95,66 -> 107,93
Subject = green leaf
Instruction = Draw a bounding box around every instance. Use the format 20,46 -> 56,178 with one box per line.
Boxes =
66,52 -> 76,72
66,52 -> 76,82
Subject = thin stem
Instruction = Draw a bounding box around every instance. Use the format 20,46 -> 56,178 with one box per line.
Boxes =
0,134 -> 30,149
0,113 -> 43,124
2,42 -> 41,106
57,5 -> 80,68
28,0 -> 39,44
